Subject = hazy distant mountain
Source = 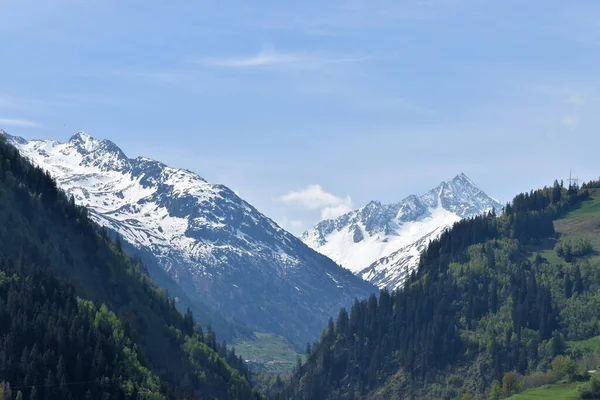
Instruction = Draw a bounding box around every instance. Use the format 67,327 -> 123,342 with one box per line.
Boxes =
302,173 -> 502,289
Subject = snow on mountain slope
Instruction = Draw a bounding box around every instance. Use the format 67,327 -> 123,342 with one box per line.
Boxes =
302,173 -> 502,289
3,131 -> 376,346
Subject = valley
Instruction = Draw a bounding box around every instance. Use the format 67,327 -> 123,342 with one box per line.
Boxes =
1,3 -> 597,399
3,127 -> 600,400
3,131 -> 375,349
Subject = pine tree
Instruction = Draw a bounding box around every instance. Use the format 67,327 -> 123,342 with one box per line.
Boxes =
490,280 -> 498,313
115,233 -> 123,254
336,308 -> 349,337
551,331 -> 566,356
295,355 -> 302,373
574,266 -> 583,294
326,317 -> 335,340
564,273 -> 573,299
44,369 -> 55,400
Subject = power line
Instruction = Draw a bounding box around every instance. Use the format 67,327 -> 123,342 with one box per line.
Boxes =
568,168 -> 583,188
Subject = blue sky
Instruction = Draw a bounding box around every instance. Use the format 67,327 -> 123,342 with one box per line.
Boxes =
1,0 -> 599,234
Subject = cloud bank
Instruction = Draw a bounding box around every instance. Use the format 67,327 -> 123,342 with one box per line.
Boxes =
277,184 -> 353,220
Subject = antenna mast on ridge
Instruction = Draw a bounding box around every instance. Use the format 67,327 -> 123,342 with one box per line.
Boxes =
568,168 -> 583,189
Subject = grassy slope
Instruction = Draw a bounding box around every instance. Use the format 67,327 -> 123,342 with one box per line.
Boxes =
508,383 -> 580,399
562,192 -> 600,219
524,190 -> 597,256
535,189 -> 600,266
234,332 -> 301,374
555,189 -> 600,244
569,335 -> 600,355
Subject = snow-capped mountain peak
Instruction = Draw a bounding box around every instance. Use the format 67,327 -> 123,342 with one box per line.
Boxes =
302,174 -> 501,289
69,131 -> 97,149
4,131 -> 375,346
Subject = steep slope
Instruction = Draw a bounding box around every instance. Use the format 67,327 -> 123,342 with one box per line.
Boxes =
278,182 -> 598,400
302,173 -> 502,289
3,130 -> 375,346
0,134 -> 257,399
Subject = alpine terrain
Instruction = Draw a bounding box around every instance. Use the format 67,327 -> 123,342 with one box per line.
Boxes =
278,180 -> 600,400
302,173 -> 502,289
3,130 -> 376,347
0,132 -> 258,399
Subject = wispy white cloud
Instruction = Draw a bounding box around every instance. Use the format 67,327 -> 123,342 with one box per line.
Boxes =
320,204 -> 353,220
277,184 -> 353,220
0,117 -> 41,128
196,46 -> 365,69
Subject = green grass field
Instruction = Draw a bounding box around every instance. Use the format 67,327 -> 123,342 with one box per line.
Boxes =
234,331 -> 301,374
569,335 -> 600,355
507,382 -> 580,399
563,195 -> 600,220
529,192 -> 600,267
554,193 -> 600,260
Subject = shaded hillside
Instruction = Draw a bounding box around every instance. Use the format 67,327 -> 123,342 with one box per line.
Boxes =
0,135 -> 258,399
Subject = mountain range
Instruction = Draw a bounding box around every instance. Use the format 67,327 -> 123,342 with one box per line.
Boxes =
3,130 -> 376,347
0,132 -> 258,399
302,173 -> 502,289
279,179 -> 599,400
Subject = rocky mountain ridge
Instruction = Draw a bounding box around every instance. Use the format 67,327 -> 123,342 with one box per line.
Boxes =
302,173 -> 502,289
3,130 -> 376,346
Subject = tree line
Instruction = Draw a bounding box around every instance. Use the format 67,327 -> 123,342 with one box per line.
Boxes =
275,181 -> 594,399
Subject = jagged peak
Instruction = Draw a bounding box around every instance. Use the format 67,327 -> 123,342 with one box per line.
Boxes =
69,131 -> 95,142
364,200 -> 382,208
449,172 -> 478,188
306,173 -> 500,234
67,131 -> 102,153
425,173 -> 483,198
66,133 -> 130,166
0,130 -> 28,145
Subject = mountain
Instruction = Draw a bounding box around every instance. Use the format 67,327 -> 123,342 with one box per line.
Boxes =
0,133 -> 257,399
3,130 -> 376,347
302,173 -> 502,289
277,181 -> 600,400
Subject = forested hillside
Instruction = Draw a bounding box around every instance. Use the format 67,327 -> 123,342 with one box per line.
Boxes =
0,135 -> 258,399
277,180 -> 600,399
